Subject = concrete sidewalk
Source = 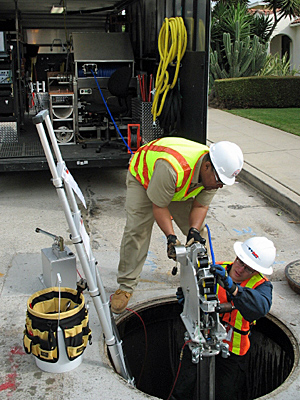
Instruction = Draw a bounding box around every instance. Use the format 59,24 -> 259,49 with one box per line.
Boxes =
207,107 -> 300,220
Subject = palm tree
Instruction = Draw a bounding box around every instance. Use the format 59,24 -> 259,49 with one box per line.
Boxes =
250,10 -> 273,43
263,0 -> 300,41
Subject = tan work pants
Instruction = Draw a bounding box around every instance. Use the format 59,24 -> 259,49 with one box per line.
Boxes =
117,172 -> 209,292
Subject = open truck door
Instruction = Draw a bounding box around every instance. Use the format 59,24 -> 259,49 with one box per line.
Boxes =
0,0 -> 211,172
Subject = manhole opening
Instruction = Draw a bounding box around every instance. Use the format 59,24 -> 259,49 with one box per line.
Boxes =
113,298 -> 298,400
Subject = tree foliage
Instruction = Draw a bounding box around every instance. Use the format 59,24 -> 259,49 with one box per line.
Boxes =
258,52 -> 300,76
263,0 -> 300,40
250,10 -> 273,43
210,2 -> 269,85
211,1 -> 273,48
210,32 -> 268,84
213,0 -> 300,42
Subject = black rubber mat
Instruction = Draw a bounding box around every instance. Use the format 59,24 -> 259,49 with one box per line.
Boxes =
0,141 -> 44,158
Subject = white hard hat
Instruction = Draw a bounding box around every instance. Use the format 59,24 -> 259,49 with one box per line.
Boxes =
209,141 -> 243,186
234,237 -> 276,275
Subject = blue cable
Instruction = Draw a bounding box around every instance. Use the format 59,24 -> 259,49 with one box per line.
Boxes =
206,224 -> 218,294
90,69 -> 133,155
205,224 -> 215,265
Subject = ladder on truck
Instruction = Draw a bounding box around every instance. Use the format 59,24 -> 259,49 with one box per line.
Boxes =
32,109 -> 134,384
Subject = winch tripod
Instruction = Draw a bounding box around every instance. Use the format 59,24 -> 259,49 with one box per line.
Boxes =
32,109 -> 133,384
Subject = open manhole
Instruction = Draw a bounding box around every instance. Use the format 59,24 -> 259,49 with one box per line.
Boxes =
113,297 -> 298,400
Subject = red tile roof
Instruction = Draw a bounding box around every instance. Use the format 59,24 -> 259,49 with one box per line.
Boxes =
249,8 -> 300,25
248,8 -> 280,15
291,17 -> 300,25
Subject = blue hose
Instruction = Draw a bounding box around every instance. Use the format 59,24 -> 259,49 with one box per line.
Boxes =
206,224 -> 218,294
91,69 -> 133,155
205,224 -> 215,265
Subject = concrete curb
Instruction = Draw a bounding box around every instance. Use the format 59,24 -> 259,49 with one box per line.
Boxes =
239,164 -> 300,221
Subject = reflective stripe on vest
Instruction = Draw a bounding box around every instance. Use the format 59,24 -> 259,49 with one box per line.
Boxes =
129,137 -> 208,201
217,262 -> 268,356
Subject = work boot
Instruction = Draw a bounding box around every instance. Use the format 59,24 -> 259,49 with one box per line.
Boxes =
111,289 -> 132,314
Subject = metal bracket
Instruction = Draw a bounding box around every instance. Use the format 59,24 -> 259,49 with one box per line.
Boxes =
176,243 -> 227,360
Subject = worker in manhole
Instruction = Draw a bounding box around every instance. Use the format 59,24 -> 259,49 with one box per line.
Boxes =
172,236 -> 276,400
110,137 -> 243,313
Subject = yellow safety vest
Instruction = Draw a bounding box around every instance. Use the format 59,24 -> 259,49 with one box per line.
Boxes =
129,137 -> 209,201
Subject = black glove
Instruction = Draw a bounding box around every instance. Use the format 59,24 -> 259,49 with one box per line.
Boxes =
176,287 -> 184,305
210,265 -> 237,295
167,234 -> 181,260
186,227 -> 206,245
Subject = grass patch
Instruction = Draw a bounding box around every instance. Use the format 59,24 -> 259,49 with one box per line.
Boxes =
226,108 -> 300,136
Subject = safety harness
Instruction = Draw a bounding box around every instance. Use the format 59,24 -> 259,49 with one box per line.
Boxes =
23,287 -> 92,363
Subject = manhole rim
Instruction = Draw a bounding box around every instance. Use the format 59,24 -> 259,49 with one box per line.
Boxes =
285,259 -> 300,295
111,295 -> 300,400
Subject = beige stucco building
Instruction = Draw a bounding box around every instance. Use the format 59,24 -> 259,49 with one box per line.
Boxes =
251,1 -> 300,72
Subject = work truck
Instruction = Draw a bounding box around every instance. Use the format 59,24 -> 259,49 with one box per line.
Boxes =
0,0 -> 211,172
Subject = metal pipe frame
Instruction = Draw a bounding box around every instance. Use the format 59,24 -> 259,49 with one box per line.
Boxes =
32,109 -> 134,384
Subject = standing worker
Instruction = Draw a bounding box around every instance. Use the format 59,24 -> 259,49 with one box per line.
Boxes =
111,137 -> 243,314
172,236 -> 276,400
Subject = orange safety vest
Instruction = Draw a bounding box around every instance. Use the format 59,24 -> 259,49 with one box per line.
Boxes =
217,262 -> 268,356
129,137 -> 209,201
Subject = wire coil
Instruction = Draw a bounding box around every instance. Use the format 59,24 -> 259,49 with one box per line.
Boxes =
151,17 -> 187,124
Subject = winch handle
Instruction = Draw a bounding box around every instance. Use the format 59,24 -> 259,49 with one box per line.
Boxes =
36,227 -> 64,251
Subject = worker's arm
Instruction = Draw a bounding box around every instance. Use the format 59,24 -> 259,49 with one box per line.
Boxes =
152,204 -> 181,260
147,159 -> 176,207
189,198 -> 209,230
152,204 -> 175,237
232,281 -> 273,322
153,204 -> 175,236
146,159 -> 177,238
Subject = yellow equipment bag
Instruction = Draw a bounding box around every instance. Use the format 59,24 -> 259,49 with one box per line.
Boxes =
23,287 -> 92,363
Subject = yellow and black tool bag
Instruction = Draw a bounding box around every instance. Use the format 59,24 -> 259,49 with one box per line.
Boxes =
23,287 -> 92,363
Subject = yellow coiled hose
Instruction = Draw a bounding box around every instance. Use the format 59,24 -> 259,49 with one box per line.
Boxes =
151,17 -> 187,124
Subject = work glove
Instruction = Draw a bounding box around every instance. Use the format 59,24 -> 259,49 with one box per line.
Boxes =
186,227 -> 206,246
210,265 -> 237,295
167,234 -> 181,260
176,287 -> 184,305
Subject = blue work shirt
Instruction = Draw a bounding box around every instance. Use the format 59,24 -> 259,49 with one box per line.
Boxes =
227,265 -> 273,323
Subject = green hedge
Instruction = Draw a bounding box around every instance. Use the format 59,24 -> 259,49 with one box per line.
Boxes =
213,76 -> 300,108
